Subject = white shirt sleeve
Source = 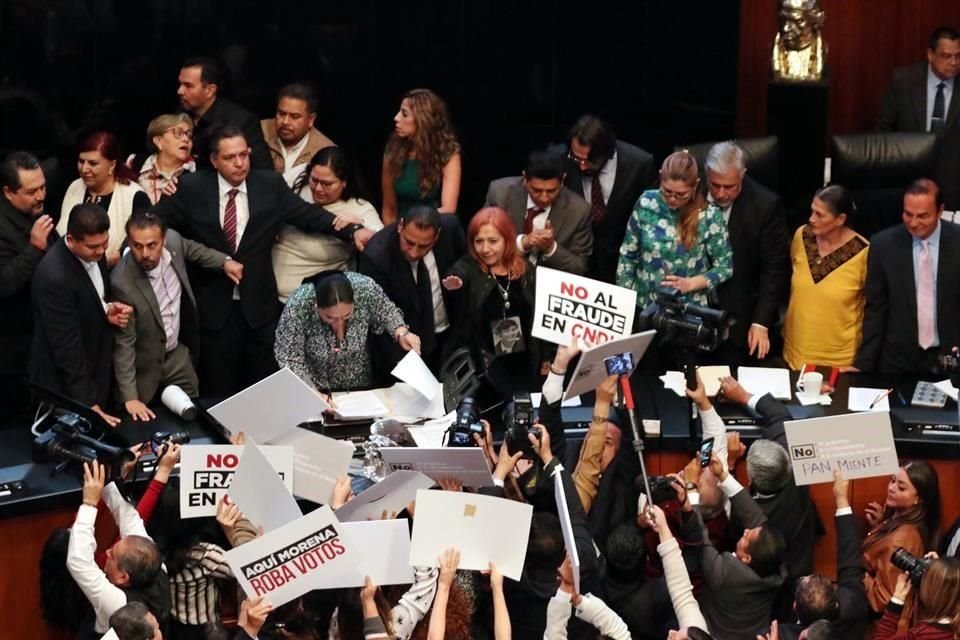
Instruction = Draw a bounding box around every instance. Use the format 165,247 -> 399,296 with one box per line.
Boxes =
657,537 -> 709,631
102,482 -> 149,539
718,473 -> 745,498
574,594 -> 631,640
544,591 -> 572,639
542,371 -> 566,405
66,504 -> 128,633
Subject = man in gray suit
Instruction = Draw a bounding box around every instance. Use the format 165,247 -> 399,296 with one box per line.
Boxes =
484,150 -> 593,276
111,211 -> 242,420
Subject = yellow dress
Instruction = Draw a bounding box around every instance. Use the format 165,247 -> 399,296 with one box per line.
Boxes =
782,226 -> 869,369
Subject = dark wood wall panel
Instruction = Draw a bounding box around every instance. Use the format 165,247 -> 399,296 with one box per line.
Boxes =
738,1 -> 960,137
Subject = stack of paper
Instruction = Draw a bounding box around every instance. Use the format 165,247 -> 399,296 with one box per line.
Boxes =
847,387 -> 891,412
737,367 -> 792,400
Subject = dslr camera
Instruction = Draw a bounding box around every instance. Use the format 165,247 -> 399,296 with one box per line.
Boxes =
447,396 -> 484,447
637,475 -> 679,505
638,286 -> 731,352
890,547 -> 933,587
503,392 -> 539,459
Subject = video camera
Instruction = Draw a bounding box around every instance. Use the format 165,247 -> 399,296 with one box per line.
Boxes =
890,547 -> 933,588
32,412 -> 135,478
638,286 -> 731,352
503,392 -> 539,459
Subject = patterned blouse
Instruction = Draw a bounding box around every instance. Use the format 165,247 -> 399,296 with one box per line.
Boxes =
274,272 -> 406,391
616,189 -> 733,307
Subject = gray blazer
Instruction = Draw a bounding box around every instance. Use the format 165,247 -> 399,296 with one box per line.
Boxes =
484,176 -> 593,275
110,229 -> 226,402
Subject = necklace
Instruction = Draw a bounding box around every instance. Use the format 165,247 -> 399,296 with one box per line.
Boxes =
494,273 -> 512,312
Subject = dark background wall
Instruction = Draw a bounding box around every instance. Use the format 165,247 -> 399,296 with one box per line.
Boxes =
0,0 -> 741,216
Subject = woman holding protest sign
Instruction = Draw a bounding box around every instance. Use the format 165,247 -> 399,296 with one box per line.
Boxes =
442,207 -> 542,396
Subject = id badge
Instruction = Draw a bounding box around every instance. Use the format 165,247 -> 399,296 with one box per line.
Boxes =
490,316 -> 526,355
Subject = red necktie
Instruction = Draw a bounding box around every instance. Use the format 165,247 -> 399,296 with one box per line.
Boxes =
590,173 -> 606,223
223,188 -> 239,254
524,206 -> 543,235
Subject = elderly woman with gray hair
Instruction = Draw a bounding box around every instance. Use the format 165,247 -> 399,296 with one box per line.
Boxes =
134,113 -> 197,203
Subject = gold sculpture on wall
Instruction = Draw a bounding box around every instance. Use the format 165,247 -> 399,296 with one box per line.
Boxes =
772,0 -> 826,81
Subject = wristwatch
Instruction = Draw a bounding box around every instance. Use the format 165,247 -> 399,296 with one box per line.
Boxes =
685,481 -> 697,491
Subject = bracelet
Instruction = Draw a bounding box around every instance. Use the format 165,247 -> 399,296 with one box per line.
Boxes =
591,415 -> 607,425
395,327 -> 410,339
549,365 -> 566,376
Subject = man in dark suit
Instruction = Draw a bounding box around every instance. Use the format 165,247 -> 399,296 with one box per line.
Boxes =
876,27 -> 960,209
358,205 -> 464,370
177,56 -> 272,172
854,179 -> 960,374
111,211 -> 237,421
0,151 -> 56,424
152,125 -> 373,395
484,150 -> 593,276
549,115 -> 656,283
29,203 -> 132,426
705,142 -> 790,363
775,473 -> 869,640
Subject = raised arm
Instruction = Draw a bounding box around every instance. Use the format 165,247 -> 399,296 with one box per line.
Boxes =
651,505 -> 709,631
426,548 -> 459,640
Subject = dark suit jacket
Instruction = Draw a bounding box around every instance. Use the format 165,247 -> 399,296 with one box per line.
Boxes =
550,140 -> 656,283
357,217 -> 465,358
29,239 -> 113,406
190,97 -> 273,172
152,170 -> 358,330
110,230 -> 226,402
483,176 -> 593,275
876,62 -> 960,208
854,222 -> 960,373
716,176 -> 790,350
941,516 -> 960,557
0,198 -> 57,374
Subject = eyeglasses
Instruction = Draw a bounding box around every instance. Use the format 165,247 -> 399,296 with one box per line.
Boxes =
309,176 -> 341,189
660,185 -> 695,203
165,127 -> 193,140
567,150 -> 605,169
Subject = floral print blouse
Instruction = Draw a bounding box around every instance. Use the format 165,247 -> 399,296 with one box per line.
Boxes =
274,272 -> 406,391
616,189 -> 733,307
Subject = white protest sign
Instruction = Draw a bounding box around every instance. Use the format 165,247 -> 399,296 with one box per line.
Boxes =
208,368 -> 329,443
224,505 -> 352,607
317,520 -> 414,588
533,267 -> 637,347
555,472 -> 581,593
409,489 -> 533,580
179,445 -> 294,518
335,470 -> 436,522
564,330 -> 656,401
784,412 -> 899,486
228,441 -> 302,533
267,428 -> 354,505
380,447 -> 493,487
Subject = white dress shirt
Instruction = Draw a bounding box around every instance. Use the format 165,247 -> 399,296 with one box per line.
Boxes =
410,250 -> 450,332
277,132 -> 310,173
218,174 -> 250,248
927,66 -> 955,132
516,195 -> 558,259
79,257 -> 107,313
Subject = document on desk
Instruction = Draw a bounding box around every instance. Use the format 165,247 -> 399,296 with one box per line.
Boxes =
332,390 -> 390,419
409,489 -> 533,580
208,367 -> 329,443
848,387 -> 892,412
696,365 -> 731,396
737,367 -> 792,400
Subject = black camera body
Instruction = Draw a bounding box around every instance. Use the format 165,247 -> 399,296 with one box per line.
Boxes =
32,412 -> 135,477
890,547 -> 933,587
504,392 -> 539,459
638,475 -> 679,505
447,396 -> 484,447
638,286 -> 731,352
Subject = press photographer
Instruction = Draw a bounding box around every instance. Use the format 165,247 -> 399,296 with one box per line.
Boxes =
876,553 -> 959,639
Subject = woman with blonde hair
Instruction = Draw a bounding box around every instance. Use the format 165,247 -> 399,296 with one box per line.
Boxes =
617,150 -> 732,307
381,88 -> 461,224
136,113 -> 196,204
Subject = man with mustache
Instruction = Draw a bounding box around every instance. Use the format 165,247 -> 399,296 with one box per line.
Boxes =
260,82 -> 335,184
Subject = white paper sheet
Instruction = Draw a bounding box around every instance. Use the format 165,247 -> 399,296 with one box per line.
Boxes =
319,520 -> 414,588
531,392 -> 582,408
224,505 -> 352,607
267,428 -> 355,505
554,474 -> 580,593
332,390 -> 389,419
384,383 -> 446,420
406,424 -> 448,448
933,379 -> 960,401
335,470 -> 436,522
847,387 -> 892,412
391,350 -> 441,400
696,365 -> 731,396
796,393 -> 832,406
409,489 -> 533,580
737,367 -> 792,400
208,368 -> 329,443
660,371 -> 687,398
228,441 -> 302,533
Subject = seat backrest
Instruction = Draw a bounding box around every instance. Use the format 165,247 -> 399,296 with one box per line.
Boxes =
830,133 -> 938,238
679,136 -> 780,193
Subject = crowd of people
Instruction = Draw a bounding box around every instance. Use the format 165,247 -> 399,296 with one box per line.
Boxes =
2,24 -> 960,640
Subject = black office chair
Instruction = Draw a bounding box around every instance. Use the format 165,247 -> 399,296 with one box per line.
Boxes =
677,136 -> 780,193
830,132 -> 938,239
